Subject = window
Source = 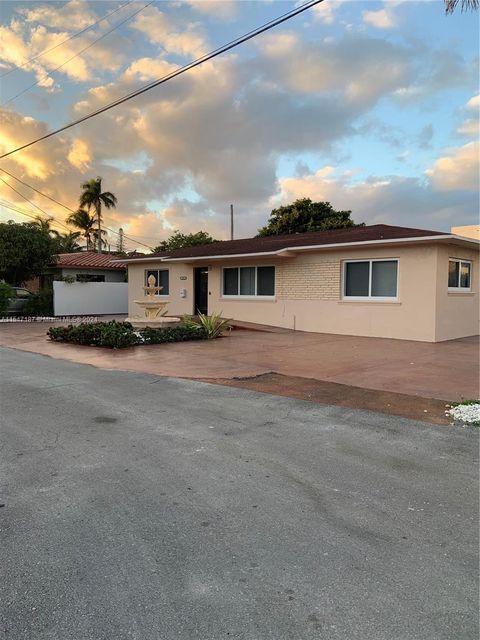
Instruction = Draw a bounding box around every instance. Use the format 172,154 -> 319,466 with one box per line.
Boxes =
448,259 -> 471,291
14,288 -> 32,299
145,269 -> 169,296
223,266 -> 275,297
343,259 -> 398,300
76,274 -> 105,283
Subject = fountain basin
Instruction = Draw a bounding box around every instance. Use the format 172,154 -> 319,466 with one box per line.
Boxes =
126,316 -> 182,329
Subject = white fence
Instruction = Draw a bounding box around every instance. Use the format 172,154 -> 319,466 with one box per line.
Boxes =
53,281 -> 128,316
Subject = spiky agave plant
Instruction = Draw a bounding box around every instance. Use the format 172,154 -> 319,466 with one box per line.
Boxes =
182,312 -> 231,339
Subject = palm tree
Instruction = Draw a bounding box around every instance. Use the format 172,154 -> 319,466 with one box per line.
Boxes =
91,228 -> 108,251
32,215 -> 59,238
445,0 -> 478,12
56,231 -> 82,253
66,208 -> 97,250
79,177 -> 117,254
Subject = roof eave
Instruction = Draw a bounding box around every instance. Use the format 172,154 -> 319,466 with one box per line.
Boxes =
120,234 -> 476,264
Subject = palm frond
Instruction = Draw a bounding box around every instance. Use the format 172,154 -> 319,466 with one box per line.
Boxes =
445,0 -> 479,13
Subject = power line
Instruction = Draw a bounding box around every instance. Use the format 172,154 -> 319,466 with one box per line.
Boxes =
0,0 -> 323,159
0,199 -> 137,252
0,199 -> 48,222
0,0 -> 135,79
0,167 -> 155,250
2,0 -> 155,106
0,199 -> 73,235
0,174 -> 70,229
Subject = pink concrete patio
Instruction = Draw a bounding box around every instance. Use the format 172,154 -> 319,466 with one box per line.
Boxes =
0,321 -> 478,401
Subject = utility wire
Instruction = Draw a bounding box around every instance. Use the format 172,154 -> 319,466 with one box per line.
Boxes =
0,174 -> 69,228
0,199 -> 50,222
0,199 -> 136,250
0,167 -> 155,250
0,0 -> 134,79
2,0 -> 155,106
0,0 -> 323,159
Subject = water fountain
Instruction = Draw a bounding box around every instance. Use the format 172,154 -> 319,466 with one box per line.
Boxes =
126,273 -> 181,328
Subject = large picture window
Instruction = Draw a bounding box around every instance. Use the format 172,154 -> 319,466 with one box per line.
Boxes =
343,259 -> 398,300
223,266 -> 275,298
145,269 -> 169,296
448,259 -> 471,291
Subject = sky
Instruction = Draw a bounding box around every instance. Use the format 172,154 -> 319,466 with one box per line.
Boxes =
0,0 -> 478,252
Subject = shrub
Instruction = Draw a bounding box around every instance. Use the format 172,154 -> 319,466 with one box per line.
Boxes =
0,283 -> 13,315
24,288 -> 54,316
47,320 -> 209,349
141,324 -> 207,344
182,312 -> 231,339
48,321 -> 137,348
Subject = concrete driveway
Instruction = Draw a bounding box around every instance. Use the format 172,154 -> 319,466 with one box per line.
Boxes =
1,347 -> 478,640
0,321 -> 478,400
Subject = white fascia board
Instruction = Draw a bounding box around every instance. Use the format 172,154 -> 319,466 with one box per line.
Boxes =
112,256 -> 170,264
162,249 -> 283,262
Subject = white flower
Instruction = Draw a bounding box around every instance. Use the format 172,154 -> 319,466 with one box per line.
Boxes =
447,403 -> 480,426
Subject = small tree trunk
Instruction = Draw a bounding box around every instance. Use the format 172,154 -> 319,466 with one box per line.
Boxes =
97,202 -> 102,254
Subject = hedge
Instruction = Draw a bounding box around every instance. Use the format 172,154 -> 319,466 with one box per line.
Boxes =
47,320 -> 207,349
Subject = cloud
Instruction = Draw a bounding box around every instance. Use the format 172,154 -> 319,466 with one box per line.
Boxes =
0,11 -> 126,90
311,0 -> 346,25
457,93 -> 480,137
257,33 -> 413,105
185,1 -> 237,21
466,94 -> 480,110
363,8 -> 395,29
274,166 -> 479,230
18,0 -> 95,30
0,7 -> 477,243
131,5 -> 208,57
425,141 -> 479,192
67,138 -> 91,171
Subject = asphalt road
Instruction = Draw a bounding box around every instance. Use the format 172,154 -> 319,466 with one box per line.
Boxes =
0,347 -> 478,640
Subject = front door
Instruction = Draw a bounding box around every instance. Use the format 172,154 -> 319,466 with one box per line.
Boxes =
194,267 -> 208,315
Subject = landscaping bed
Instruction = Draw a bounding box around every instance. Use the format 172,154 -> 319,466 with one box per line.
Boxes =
47,320 -> 208,349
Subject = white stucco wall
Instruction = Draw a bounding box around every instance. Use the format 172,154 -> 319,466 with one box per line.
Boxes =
53,281 -> 128,316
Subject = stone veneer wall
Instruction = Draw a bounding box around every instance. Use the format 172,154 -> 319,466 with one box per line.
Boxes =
276,261 -> 341,300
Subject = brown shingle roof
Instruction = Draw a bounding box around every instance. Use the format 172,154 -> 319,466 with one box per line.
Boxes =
124,224 -> 448,262
55,252 -> 126,270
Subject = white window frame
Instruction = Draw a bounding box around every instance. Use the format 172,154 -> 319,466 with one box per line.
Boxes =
144,269 -> 169,297
222,266 -> 275,300
342,258 -> 399,301
448,258 -> 472,292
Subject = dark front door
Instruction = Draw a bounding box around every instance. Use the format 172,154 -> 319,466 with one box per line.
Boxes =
194,267 -> 208,315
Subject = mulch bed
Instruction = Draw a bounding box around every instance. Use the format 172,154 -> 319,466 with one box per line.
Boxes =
199,372 -> 451,426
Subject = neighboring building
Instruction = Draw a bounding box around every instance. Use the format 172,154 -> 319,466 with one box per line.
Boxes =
121,224 -> 479,342
451,225 -> 480,241
50,252 -> 126,283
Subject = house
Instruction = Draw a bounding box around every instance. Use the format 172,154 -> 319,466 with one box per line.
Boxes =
121,224 -> 479,342
49,252 -> 127,283
451,225 -> 480,241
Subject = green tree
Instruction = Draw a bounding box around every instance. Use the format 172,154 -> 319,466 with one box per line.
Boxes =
154,230 -> 217,253
55,231 -> 82,253
257,199 -> 363,237
79,177 -> 117,253
66,208 -> 97,250
0,222 -> 57,285
0,283 -> 13,315
32,215 -> 59,238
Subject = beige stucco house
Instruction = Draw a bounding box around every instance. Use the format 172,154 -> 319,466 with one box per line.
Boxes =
122,224 -> 479,342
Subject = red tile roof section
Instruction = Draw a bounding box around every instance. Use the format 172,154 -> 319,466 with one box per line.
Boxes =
55,252 -> 126,270
123,224 -> 448,261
